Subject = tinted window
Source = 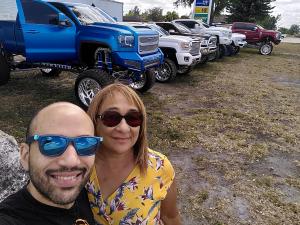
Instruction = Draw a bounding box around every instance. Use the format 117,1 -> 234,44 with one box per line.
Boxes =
247,24 -> 256,31
68,5 -> 115,25
22,1 -> 58,25
234,23 -> 256,30
50,3 -> 76,24
178,21 -> 195,29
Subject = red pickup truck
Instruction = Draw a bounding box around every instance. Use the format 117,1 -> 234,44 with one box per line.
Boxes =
231,22 -> 281,55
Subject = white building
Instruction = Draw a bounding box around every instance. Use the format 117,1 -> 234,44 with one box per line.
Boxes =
0,0 -> 123,21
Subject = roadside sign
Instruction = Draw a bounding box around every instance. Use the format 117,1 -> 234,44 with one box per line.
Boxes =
192,0 -> 213,24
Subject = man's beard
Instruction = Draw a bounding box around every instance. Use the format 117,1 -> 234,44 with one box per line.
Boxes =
28,161 -> 90,206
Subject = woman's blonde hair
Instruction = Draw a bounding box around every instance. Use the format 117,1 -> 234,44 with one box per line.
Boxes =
87,83 -> 148,174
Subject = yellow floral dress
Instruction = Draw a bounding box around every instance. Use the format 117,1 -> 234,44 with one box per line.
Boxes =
86,149 -> 175,225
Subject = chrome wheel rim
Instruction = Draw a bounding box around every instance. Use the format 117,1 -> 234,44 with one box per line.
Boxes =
130,73 -> 146,90
41,68 -> 52,73
156,62 -> 172,81
77,78 -> 101,107
261,44 -> 272,55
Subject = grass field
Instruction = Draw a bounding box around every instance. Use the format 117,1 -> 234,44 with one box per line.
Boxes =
0,43 -> 299,224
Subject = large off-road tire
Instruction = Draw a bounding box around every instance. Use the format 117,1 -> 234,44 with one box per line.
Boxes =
225,45 -> 235,56
155,58 -> 177,83
75,69 -> 114,109
218,44 -> 226,59
232,46 -> 240,55
130,68 -> 156,93
40,68 -> 62,77
177,65 -> 193,75
210,47 -> 220,61
0,53 -> 10,85
259,42 -> 273,55
199,55 -> 209,64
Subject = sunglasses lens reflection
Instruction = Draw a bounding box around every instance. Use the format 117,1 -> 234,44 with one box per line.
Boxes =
101,111 -> 142,127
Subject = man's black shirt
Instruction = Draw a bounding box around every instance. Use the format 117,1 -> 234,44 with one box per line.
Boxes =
0,186 -> 94,225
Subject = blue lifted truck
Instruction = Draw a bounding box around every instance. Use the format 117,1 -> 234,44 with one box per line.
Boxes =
0,0 -> 163,107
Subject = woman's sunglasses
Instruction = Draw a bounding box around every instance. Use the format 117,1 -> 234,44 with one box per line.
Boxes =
26,135 -> 103,157
97,110 -> 143,127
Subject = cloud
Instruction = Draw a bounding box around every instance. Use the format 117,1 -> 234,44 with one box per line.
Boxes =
271,0 -> 300,28
120,0 -> 191,16
119,0 -> 300,28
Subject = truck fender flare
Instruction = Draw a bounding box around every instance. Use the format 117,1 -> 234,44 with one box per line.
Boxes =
79,41 -> 111,67
159,47 -> 177,64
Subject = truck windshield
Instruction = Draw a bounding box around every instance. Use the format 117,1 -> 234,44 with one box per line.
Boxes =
148,25 -> 169,36
174,23 -> 192,33
69,4 -> 116,25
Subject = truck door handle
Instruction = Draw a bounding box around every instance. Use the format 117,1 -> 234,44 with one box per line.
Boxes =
26,30 -> 40,34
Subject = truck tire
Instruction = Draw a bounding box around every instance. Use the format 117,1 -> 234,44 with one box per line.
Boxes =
155,58 -> 177,83
75,69 -> 114,109
177,66 -> 193,75
0,53 -> 10,85
130,68 -> 156,93
259,42 -> 273,55
199,55 -> 209,64
225,45 -> 234,56
219,45 -> 226,59
40,68 -> 62,77
210,48 -> 220,61
233,46 -> 240,55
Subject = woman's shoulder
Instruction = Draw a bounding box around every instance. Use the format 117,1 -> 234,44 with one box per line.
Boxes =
148,149 -> 167,160
147,149 -> 174,178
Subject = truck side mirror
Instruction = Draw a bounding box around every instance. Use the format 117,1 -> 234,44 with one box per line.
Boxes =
169,29 -> 176,34
58,13 -> 72,27
253,26 -> 258,31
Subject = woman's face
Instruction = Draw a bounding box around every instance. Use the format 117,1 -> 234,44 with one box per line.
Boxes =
96,91 -> 141,155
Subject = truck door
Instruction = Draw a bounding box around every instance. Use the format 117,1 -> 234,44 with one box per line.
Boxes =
246,24 -> 260,42
16,0 -> 76,62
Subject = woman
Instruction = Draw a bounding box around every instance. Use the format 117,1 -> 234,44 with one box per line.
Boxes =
86,83 -> 181,225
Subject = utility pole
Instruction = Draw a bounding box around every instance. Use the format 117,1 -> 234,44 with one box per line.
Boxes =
209,0 -> 215,25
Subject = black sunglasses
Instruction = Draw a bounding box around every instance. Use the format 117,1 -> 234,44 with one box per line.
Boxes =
97,110 -> 143,127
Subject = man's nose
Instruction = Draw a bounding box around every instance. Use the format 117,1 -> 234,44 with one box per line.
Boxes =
57,143 -> 81,167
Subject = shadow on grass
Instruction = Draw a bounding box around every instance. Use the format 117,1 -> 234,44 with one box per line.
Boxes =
0,71 -> 76,141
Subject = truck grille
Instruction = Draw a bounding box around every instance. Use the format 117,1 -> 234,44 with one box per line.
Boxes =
208,36 -> 217,48
138,35 -> 159,55
190,41 -> 201,56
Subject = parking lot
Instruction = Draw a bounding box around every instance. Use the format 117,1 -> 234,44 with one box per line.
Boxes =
0,43 -> 299,224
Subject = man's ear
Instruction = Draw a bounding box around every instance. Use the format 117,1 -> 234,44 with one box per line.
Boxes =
20,143 -> 30,171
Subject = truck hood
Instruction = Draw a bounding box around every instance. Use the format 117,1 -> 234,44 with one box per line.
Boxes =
91,22 -> 157,36
232,33 -> 246,38
160,35 -> 195,43
262,29 -> 278,34
207,26 -> 231,32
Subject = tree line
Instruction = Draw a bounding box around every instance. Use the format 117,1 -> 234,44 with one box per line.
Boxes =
124,6 -> 187,22
125,0 -> 299,34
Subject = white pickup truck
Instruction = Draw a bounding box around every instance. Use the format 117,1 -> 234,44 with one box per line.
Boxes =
230,33 -> 247,55
128,23 -> 202,82
173,19 -> 233,58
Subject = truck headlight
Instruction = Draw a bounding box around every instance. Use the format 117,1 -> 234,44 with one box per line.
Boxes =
118,35 -> 134,48
180,42 -> 192,51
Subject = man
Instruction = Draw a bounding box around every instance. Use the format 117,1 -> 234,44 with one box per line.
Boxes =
0,102 -> 102,225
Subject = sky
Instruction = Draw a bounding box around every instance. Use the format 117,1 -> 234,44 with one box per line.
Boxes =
119,0 -> 300,28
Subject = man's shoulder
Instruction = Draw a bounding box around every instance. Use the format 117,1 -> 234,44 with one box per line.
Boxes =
0,188 -> 26,225
0,188 -> 25,209
0,214 -> 22,225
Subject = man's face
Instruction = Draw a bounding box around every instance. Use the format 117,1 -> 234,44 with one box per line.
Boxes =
22,105 -> 95,208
